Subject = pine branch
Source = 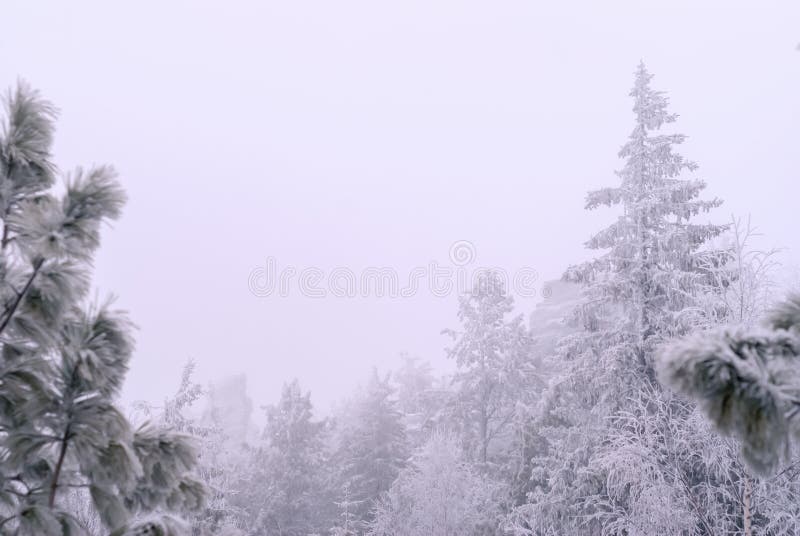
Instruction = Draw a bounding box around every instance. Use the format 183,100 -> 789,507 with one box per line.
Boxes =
1,159 -> 16,251
48,360 -> 84,509
0,256 -> 43,336
48,422 -> 71,508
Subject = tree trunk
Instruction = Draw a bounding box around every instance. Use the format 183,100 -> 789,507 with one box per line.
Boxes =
743,474 -> 753,536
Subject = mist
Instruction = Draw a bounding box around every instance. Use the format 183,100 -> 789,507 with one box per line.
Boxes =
0,2 -> 798,535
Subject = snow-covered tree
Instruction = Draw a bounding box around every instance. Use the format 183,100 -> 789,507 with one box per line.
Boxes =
0,82 -> 204,535
134,360 -> 247,536
240,379 -> 332,535
393,355 -> 434,418
597,213 -> 791,535
329,483 -> 361,536
333,370 -> 408,532
444,271 -> 535,468
565,61 -> 727,378
508,63 -> 738,535
591,382 -> 752,535
392,356 -> 450,450
502,282 -> 583,513
368,432 -> 495,536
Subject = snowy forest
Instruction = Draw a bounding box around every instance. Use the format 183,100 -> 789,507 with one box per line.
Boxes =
2,3 -> 800,536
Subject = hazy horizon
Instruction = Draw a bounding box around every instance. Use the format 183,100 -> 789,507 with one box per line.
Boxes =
2,1 -> 798,412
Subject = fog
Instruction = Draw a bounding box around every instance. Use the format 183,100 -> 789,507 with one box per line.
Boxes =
2,0 -> 797,413
5,3 -> 800,535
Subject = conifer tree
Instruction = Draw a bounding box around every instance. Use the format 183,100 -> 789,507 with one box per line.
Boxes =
509,64 -> 733,535
566,62 -> 727,380
334,370 -> 408,532
0,82 -> 204,535
241,379 -> 331,535
444,271 -> 534,468
329,484 -> 361,536
392,356 -> 449,450
392,356 -> 434,419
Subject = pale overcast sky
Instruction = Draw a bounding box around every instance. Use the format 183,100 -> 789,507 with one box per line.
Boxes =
2,1 -> 798,411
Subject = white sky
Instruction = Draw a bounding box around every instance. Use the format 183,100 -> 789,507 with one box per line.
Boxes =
2,1 -> 798,411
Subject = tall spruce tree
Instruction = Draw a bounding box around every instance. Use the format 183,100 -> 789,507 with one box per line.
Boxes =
0,82 -> 204,535
509,64 -> 734,535
566,61 -> 726,380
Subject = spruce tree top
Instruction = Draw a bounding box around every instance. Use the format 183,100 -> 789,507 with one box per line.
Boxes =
567,63 -> 727,349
